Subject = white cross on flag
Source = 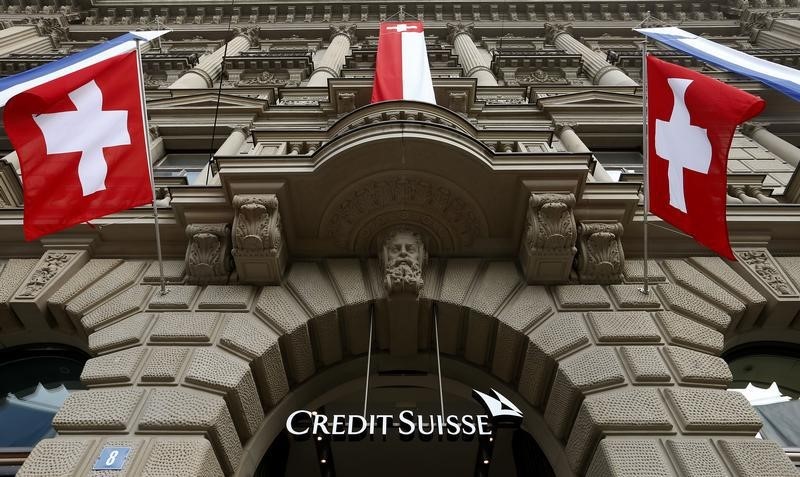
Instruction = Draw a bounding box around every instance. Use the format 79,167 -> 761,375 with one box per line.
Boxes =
371,21 -> 436,104
647,56 -> 765,259
0,32 -> 166,240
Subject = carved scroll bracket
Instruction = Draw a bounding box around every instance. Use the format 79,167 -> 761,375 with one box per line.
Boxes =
232,194 -> 287,285
576,221 -> 625,284
185,223 -> 233,285
519,192 -> 577,284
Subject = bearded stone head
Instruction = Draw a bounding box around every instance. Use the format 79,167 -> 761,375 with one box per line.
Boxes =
380,227 -> 428,296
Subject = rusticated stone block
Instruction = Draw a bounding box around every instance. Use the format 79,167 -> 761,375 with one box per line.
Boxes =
219,314 -> 289,409
622,259 -> 666,283
553,285 -> 611,309
718,439 -> 798,477
665,440 -> 727,477
53,388 -> 144,431
81,347 -> 147,385
663,346 -> 732,385
586,312 -> 661,344
661,260 -> 745,318
143,260 -> 185,284
255,286 -> 315,384
149,312 -> 219,343
148,285 -> 199,310
17,438 -> 95,476
619,346 -> 671,383
689,256 -> 766,327
286,262 -> 342,366
608,285 -> 661,309
48,259 -> 122,331
141,347 -> 189,383
544,347 -> 625,440
66,261 -> 147,316
81,285 -> 152,331
493,286 -> 553,382
418,258 -> 442,302
138,389 -> 242,474
468,262 -> 521,316
327,259 -> 371,306
89,313 -> 153,354
0,258 -> 37,332
141,438 -> 223,477
664,388 -> 761,432
197,285 -> 254,310
656,311 -> 723,354
586,439 -> 671,477
90,438 -> 147,477
185,348 -> 263,441
731,249 -> 799,329
438,259 -> 481,306
657,284 -> 731,331
565,388 -> 672,473
518,313 -> 589,409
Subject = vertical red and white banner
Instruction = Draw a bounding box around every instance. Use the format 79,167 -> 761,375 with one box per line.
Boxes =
647,55 -> 765,259
371,21 -> 436,104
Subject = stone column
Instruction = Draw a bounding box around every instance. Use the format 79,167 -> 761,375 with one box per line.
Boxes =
555,122 -> 614,181
193,126 -> 250,185
447,23 -> 498,86
306,25 -> 356,87
169,28 -> 259,89
742,122 -> 800,167
546,24 -> 637,87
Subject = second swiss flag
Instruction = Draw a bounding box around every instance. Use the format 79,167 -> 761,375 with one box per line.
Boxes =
647,55 -> 765,260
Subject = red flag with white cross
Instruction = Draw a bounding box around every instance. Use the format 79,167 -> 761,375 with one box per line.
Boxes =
4,48 -> 152,241
647,55 -> 765,260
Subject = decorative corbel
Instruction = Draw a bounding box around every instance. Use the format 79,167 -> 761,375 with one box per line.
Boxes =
185,223 -> 233,285
519,192 -> 577,284
576,221 -> 625,284
231,194 -> 287,285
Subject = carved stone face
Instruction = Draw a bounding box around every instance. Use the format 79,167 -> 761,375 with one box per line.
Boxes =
381,229 -> 427,295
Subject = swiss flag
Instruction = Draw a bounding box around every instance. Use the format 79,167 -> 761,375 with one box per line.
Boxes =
647,55 -> 765,260
4,51 -> 152,241
371,21 -> 436,104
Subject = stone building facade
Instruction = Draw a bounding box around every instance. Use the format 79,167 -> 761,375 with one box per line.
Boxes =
0,1 -> 799,476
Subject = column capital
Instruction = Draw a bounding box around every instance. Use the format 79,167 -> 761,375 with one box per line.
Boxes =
330,24 -> 357,43
234,26 -> 260,48
447,22 -> 475,43
545,23 -> 573,44
554,121 -> 578,135
741,121 -> 770,136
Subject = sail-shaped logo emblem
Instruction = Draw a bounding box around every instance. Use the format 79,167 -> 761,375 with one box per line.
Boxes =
472,388 -> 523,427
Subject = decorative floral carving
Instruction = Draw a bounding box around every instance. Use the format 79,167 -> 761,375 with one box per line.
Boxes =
526,193 -> 577,252
321,174 -> 486,253
237,71 -> 293,86
380,227 -> 428,296
736,249 -> 795,296
232,195 -> 281,257
515,68 -> 568,85
446,22 -> 474,42
577,222 -> 625,284
185,223 -> 232,285
18,252 -> 74,297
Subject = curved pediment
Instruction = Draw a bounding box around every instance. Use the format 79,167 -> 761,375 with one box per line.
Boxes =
328,100 -> 476,137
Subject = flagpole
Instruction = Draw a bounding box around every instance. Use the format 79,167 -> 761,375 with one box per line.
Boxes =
640,38 -> 651,295
135,39 -> 168,296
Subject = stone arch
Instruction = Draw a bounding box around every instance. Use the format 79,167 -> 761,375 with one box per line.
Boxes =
3,254 -> 798,476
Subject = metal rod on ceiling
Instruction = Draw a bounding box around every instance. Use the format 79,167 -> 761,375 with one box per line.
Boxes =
362,303 -> 374,418
433,303 -> 445,418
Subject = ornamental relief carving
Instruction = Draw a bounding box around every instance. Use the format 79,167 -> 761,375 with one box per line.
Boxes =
185,223 -> 233,285
320,173 -> 488,254
525,193 -> 577,253
380,227 -> 428,296
736,249 -> 796,296
513,67 -> 568,85
18,252 -> 76,297
576,222 -> 625,284
232,195 -> 282,258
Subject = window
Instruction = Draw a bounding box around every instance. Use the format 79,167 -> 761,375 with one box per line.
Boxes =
726,344 -> 800,447
592,151 -> 643,181
153,154 -> 209,185
0,346 -> 87,448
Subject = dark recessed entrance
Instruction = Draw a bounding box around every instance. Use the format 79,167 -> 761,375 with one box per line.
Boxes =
255,376 -> 555,477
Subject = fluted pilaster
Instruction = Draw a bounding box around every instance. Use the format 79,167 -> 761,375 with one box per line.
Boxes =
307,25 -> 356,87
546,24 -> 637,87
447,23 -> 498,86
170,28 -> 258,89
